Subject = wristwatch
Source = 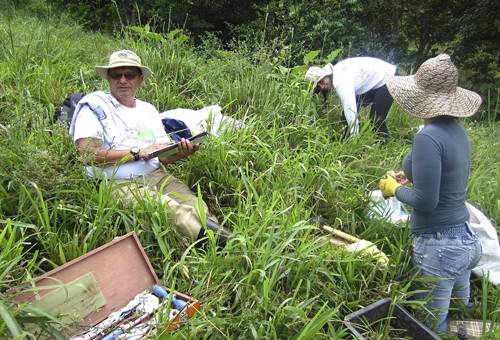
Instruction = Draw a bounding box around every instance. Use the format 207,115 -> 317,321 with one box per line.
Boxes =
130,147 -> 141,161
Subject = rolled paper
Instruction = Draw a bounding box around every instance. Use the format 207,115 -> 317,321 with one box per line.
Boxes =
100,328 -> 124,340
151,285 -> 187,310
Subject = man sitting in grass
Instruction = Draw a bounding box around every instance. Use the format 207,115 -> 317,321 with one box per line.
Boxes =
69,49 -> 228,247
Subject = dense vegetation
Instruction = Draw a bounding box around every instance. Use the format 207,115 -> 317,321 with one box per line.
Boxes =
29,0 -> 500,117
0,2 -> 499,339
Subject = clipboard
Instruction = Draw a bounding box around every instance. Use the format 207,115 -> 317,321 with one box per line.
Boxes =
145,131 -> 208,159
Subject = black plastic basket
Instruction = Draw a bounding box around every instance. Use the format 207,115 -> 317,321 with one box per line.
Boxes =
344,298 -> 440,339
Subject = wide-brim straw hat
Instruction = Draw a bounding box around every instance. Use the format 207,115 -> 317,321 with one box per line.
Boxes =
96,50 -> 152,80
386,54 -> 481,119
305,66 -> 330,89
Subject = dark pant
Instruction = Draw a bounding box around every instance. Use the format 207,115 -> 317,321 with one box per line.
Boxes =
341,84 -> 393,141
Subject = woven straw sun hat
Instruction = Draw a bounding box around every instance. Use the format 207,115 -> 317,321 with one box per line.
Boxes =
386,54 -> 481,119
305,66 -> 331,89
96,50 -> 152,80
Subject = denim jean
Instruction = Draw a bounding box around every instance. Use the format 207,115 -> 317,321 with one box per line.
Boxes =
411,222 -> 482,333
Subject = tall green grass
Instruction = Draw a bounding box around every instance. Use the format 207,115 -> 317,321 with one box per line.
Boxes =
0,7 -> 499,339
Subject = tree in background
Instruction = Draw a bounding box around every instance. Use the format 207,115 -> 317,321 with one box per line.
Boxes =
9,0 -> 499,117
454,0 -> 499,114
44,0 -> 266,42
249,0 -> 498,117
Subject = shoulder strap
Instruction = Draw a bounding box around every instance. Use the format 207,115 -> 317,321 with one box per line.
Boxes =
69,92 -> 110,141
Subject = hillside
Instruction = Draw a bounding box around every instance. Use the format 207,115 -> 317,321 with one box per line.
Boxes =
0,11 -> 499,339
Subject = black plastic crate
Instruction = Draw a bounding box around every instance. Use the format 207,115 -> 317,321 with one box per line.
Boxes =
344,298 -> 440,339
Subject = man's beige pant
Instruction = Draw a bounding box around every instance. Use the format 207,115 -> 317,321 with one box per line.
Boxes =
112,168 -> 216,240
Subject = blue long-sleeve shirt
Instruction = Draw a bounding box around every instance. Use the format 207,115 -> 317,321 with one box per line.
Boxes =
395,117 -> 470,234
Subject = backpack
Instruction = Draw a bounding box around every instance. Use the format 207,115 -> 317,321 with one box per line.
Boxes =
161,118 -> 193,142
54,93 -> 85,127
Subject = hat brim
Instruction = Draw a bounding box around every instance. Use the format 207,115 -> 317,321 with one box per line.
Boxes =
96,64 -> 151,80
386,75 -> 482,119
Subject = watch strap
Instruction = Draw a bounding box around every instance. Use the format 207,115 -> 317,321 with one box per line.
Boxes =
130,148 -> 140,161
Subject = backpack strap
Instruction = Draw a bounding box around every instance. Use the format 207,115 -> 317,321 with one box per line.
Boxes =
68,91 -> 112,143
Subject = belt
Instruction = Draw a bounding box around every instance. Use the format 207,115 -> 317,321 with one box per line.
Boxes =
413,223 -> 468,237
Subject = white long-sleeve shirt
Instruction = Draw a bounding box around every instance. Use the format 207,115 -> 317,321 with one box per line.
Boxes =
323,57 -> 397,135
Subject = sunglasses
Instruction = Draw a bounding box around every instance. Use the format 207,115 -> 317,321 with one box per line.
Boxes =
108,71 -> 141,80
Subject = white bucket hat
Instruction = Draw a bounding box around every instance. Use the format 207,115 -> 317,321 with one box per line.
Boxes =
305,66 -> 330,88
386,54 -> 481,119
96,50 -> 152,80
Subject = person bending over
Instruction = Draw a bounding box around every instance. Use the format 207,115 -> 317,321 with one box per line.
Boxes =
305,57 -> 397,142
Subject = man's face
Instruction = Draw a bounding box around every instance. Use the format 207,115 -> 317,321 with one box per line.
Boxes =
317,75 -> 333,92
106,66 -> 144,103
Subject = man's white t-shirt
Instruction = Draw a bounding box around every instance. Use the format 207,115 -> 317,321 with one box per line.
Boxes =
72,95 -> 170,179
324,57 -> 397,135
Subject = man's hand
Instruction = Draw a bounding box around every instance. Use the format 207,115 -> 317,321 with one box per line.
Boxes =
159,139 -> 199,164
177,138 -> 199,157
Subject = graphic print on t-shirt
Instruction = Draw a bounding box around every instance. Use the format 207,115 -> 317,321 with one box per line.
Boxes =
134,126 -> 156,144
106,124 -> 157,149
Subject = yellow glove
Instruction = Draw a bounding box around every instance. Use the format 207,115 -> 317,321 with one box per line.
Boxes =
379,175 -> 400,197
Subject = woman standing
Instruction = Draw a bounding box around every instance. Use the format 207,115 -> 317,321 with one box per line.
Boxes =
378,54 -> 482,333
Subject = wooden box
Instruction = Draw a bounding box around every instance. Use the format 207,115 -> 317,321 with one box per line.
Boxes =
15,232 -> 201,336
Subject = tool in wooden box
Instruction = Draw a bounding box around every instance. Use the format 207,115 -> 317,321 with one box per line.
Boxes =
311,215 -> 389,266
72,285 -> 188,340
